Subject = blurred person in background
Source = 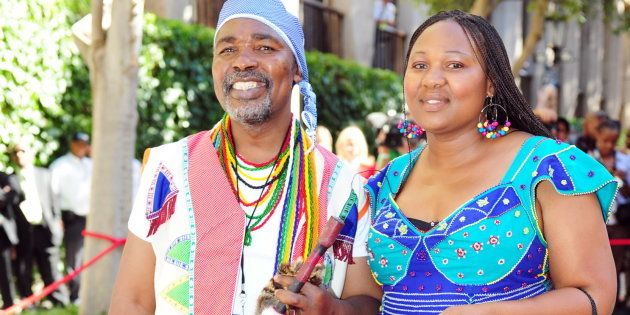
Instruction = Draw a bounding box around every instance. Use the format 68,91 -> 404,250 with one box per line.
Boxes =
533,83 -> 558,130
9,143 -> 68,307
576,111 -> 608,153
551,117 -> 571,143
316,125 -> 333,152
589,119 -> 630,309
0,160 -> 18,308
335,126 -> 375,178
50,132 -> 92,304
373,0 -> 397,31
375,116 -> 423,170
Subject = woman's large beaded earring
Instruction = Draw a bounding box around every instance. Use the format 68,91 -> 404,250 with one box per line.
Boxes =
477,96 -> 511,139
398,112 -> 424,139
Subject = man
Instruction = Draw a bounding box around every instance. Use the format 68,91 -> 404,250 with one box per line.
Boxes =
373,0 -> 396,31
0,168 -> 18,308
50,132 -> 92,304
110,1 -> 380,314
9,143 -> 69,306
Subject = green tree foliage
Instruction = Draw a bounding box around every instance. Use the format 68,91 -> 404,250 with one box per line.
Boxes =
1,3 -> 402,169
0,0 -> 90,170
307,52 -> 402,139
136,15 -> 220,157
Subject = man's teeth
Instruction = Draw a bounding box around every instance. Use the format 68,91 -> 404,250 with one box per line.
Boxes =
232,81 -> 263,90
426,100 -> 441,104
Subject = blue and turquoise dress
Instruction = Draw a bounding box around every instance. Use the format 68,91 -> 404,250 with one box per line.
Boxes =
365,136 -> 618,314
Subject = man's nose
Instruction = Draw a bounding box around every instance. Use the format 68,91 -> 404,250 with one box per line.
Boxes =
232,48 -> 258,71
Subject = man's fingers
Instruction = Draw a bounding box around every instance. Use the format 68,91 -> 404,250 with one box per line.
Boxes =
273,274 -> 296,288
296,281 -> 322,297
275,289 -> 307,309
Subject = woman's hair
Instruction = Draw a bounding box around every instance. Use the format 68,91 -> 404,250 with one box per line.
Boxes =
335,126 -> 369,163
404,10 -> 551,138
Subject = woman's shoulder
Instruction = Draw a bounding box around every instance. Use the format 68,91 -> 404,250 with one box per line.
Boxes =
510,135 -> 618,220
367,147 -> 422,185
364,147 -> 422,210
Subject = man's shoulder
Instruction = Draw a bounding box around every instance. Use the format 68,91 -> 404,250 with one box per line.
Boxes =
143,131 -> 212,164
147,134 -> 199,153
49,154 -> 70,170
33,166 -> 50,177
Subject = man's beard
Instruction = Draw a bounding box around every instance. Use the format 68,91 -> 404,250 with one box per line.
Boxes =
222,70 -> 273,127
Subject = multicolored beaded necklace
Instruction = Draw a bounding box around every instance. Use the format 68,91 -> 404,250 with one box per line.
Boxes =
210,115 -> 320,271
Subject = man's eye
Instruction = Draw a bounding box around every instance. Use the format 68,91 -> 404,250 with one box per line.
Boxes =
412,63 -> 427,70
258,46 -> 275,52
219,47 -> 235,54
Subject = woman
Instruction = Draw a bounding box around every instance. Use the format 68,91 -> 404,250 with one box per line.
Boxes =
364,10 -> 618,314
336,126 -> 376,178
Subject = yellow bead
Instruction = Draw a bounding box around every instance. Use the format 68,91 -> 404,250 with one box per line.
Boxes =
486,133 -> 492,139
477,123 -> 483,128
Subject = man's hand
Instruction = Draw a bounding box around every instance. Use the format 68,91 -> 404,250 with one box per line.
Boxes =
1,185 -> 10,193
273,274 -> 340,315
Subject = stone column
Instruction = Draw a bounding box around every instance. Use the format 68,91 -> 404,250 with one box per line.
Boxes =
559,21 -> 581,118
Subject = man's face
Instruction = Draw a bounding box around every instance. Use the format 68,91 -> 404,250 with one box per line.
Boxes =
212,18 -> 302,127
70,141 -> 90,158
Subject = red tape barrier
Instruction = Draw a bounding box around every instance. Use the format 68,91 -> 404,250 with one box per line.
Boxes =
610,239 -> 630,246
2,231 -> 126,314
2,235 -> 630,313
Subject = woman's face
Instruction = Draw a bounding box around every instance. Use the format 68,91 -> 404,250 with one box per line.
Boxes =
404,20 -> 491,135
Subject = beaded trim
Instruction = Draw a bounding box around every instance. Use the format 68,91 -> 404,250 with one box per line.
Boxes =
181,140 -> 196,315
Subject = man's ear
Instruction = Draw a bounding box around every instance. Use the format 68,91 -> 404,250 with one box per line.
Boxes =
293,69 -> 303,85
292,60 -> 303,84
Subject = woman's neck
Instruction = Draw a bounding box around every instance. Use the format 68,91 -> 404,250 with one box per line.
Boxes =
423,130 -> 487,170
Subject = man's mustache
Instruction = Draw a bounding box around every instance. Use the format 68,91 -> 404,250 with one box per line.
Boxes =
222,70 -> 272,95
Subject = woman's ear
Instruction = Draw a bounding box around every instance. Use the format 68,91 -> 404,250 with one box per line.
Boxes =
486,80 -> 495,97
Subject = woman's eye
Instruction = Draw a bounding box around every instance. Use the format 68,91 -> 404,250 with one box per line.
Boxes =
447,63 -> 464,69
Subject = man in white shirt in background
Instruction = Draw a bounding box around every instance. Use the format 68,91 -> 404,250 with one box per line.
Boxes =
9,143 -> 69,307
50,132 -> 92,304
373,0 -> 397,31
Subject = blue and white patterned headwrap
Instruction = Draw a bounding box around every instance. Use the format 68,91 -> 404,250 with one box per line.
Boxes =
216,0 -> 318,145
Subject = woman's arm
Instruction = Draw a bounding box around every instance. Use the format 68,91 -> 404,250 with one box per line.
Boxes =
109,233 -> 156,315
444,180 -> 616,315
